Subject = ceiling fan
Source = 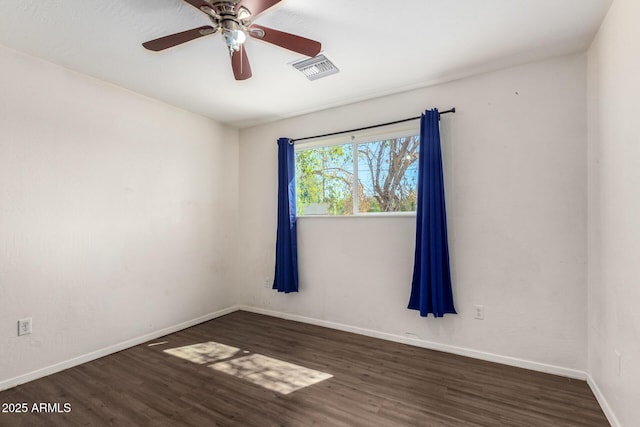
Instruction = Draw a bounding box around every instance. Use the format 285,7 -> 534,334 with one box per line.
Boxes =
142,0 -> 322,80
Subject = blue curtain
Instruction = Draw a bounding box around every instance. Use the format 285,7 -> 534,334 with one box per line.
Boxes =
273,137 -> 299,293
408,109 -> 456,317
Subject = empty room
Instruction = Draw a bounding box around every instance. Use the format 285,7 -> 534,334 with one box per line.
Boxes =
0,0 -> 637,426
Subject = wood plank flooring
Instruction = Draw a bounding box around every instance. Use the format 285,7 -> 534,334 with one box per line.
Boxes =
0,311 -> 609,426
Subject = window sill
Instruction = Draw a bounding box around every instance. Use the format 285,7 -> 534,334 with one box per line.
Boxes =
298,212 -> 416,219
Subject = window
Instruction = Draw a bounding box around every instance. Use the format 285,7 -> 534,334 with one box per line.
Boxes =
295,128 -> 420,216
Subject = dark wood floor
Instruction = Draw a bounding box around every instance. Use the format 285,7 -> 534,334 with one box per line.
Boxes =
0,311 -> 608,426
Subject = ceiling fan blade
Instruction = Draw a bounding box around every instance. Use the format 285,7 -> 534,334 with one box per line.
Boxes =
236,0 -> 281,18
249,24 -> 321,57
231,45 -> 252,80
182,0 -> 210,10
142,26 -> 216,51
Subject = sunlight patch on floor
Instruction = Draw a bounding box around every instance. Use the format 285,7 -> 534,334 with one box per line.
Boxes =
164,341 -> 240,364
210,353 -> 333,395
162,341 -> 333,394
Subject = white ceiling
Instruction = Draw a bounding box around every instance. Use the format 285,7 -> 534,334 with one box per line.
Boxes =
0,0 -> 611,128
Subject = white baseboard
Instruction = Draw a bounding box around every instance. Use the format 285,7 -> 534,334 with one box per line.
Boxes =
587,374 -> 621,427
237,305 -> 587,381
0,305 -> 240,392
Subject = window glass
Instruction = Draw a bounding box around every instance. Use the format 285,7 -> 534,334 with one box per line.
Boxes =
357,136 -> 419,213
295,143 -> 353,216
295,132 -> 419,216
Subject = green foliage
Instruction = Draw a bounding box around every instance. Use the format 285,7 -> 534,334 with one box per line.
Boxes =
295,144 -> 352,215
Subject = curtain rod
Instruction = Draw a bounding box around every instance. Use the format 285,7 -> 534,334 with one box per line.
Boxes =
290,108 -> 455,143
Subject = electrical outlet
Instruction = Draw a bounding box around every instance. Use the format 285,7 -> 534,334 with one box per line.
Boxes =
18,318 -> 32,336
264,278 -> 271,288
474,305 -> 484,320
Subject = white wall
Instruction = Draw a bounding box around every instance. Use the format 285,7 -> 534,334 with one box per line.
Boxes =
0,45 -> 239,385
239,54 -> 588,374
587,0 -> 640,425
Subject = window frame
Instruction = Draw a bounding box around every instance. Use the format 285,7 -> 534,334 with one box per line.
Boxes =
294,122 -> 420,217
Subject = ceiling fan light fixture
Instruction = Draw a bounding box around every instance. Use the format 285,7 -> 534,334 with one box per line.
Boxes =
223,28 -> 246,52
221,20 -> 247,52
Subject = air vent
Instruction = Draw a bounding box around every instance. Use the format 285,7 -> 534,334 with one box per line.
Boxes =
291,54 -> 339,81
